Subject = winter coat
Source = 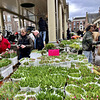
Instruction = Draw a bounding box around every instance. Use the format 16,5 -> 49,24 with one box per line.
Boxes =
0,37 -> 11,53
82,31 -> 93,51
17,34 -> 33,56
39,18 -> 47,31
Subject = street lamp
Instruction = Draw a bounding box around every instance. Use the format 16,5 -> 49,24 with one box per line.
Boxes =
20,3 -> 35,8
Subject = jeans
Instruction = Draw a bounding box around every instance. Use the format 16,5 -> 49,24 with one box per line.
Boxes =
34,39 -> 36,49
83,51 -> 93,63
40,31 -> 46,42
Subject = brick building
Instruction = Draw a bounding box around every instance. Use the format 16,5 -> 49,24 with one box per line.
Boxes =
71,17 -> 86,32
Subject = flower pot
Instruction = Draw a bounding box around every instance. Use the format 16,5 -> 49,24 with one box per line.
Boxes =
78,50 -> 83,55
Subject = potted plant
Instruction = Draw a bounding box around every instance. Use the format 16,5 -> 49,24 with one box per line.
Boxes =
44,43 -> 56,51
40,50 -> 47,56
59,43 -> 65,48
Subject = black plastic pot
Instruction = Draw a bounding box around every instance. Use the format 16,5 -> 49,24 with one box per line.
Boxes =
78,50 -> 83,55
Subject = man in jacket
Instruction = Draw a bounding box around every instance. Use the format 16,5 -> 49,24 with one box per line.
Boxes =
17,28 -> 33,60
82,25 -> 100,63
0,33 -> 11,54
82,25 -> 94,63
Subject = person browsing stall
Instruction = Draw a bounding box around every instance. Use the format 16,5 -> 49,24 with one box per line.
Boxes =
17,28 -> 33,60
0,33 -> 11,54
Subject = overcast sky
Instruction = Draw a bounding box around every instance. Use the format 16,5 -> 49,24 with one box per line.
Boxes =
66,0 -> 100,20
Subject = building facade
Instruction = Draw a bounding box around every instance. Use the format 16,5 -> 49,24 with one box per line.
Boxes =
0,0 -> 69,42
71,17 -> 86,32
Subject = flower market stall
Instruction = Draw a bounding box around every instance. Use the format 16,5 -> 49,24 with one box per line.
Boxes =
0,39 -> 100,100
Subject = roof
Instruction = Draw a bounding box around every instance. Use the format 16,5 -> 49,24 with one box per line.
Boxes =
92,16 -> 100,23
87,13 -> 100,24
73,17 -> 86,20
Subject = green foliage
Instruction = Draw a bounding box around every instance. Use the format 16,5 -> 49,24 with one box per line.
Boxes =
44,43 -> 56,51
61,39 -> 82,45
26,96 -> 36,100
36,91 -> 62,100
23,62 -> 29,65
59,43 -> 65,48
40,50 -> 47,56
26,91 -> 35,95
1,50 -> 17,58
69,43 -> 80,50
66,86 -> 84,95
14,96 -> 25,100
0,82 -> 20,100
0,58 -> 11,68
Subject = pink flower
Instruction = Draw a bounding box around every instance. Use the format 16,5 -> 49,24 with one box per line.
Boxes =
92,68 -> 94,70
24,94 -> 26,97
74,96 -> 76,98
72,97 -> 74,99
97,95 -> 99,98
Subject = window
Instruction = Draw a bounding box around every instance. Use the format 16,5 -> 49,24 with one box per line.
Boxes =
74,22 -> 76,25
7,15 -> 11,22
3,15 -> 6,22
7,24 -> 12,32
77,22 -> 79,25
80,21 -> 82,25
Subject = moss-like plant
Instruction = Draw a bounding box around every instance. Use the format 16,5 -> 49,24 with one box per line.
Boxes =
59,43 -> 65,48
44,43 -> 56,51
23,62 -> 29,65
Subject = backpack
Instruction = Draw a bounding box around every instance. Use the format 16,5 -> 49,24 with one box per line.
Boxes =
36,34 -> 44,50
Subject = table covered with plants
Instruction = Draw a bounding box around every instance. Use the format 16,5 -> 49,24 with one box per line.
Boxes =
0,40 -> 100,100
0,50 -> 99,100
0,50 -> 18,78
